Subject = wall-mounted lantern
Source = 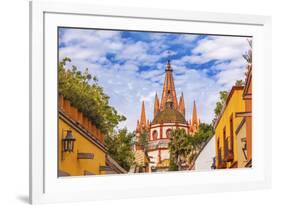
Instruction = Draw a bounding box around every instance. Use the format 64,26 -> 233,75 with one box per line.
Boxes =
62,130 -> 76,153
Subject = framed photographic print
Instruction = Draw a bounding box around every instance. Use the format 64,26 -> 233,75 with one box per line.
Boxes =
30,1 -> 272,204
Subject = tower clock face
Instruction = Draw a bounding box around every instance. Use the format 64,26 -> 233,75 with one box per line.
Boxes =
153,130 -> 158,140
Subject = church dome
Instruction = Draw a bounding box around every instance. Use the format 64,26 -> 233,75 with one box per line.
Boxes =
152,108 -> 186,124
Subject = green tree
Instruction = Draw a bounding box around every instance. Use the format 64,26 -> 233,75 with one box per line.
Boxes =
58,57 -> 126,134
188,123 -> 214,164
168,128 -> 192,170
214,90 -> 229,119
168,124 -> 214,170
139,129 -> 149,151
105,128 -> 135,171
169,155 -> 179,171
235,80 -> 243,86
193,123 -> 214,148
213,81 -> 244,124
213,80 -> 244,125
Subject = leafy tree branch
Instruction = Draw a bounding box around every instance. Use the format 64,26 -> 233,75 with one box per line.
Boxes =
59,57 -> 126,134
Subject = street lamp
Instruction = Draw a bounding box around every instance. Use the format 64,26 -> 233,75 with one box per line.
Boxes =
62,130 -> 76,153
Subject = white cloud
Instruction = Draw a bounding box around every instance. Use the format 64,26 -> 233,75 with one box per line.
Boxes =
215,68 -> 245,87
140,69 -> 164,79
175,34 -> 199,44
173,68 -> 221,122
172,35 -> 249,90
185,36 -> 249,64
59,29 -> 250,131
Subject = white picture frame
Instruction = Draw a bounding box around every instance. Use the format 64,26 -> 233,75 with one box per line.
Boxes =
30,1 -> 272,204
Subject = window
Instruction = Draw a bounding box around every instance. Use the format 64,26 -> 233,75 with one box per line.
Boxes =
152,130 -> 158,140
166,129 -> 172,138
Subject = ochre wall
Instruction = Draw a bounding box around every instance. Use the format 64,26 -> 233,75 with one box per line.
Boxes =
215,87 -> 245,168
58,117 -> 106,176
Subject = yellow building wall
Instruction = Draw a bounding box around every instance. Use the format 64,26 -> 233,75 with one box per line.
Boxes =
215,88 -> 245,168
58,117 -> 106,176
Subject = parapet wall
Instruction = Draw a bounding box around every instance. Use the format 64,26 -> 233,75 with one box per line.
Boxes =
58,95 -> 104,144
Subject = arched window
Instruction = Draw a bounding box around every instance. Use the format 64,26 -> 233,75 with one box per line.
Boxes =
166,129 -> 172,138
152,130 -> 158,140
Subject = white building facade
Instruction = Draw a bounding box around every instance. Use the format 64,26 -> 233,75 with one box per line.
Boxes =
193,136 -> 216,171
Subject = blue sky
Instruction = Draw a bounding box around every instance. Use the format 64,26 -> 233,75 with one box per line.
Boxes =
59,28 -> 251,131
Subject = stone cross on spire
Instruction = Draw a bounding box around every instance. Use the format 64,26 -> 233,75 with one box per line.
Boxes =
167,50 -> 171,63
